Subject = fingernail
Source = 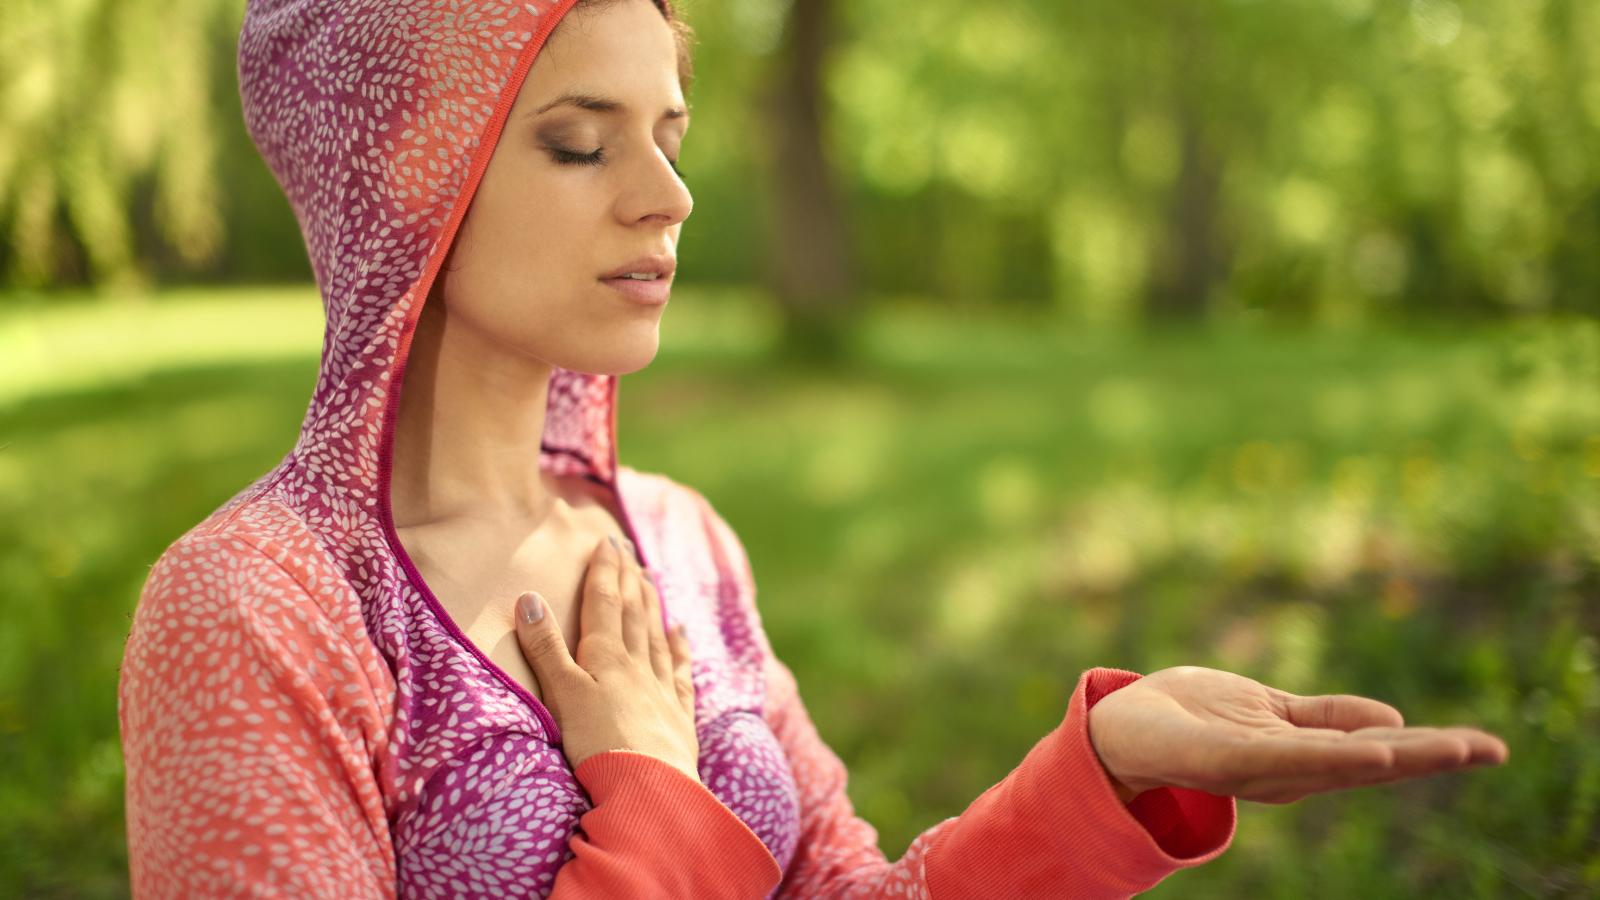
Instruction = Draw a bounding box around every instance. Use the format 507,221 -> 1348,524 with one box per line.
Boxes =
517,592 -> 544,624
607,534 -> 620,552
622,537 -> 637,560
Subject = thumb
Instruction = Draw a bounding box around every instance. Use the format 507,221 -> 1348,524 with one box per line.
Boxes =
515,592 -> 583,693
1284,694 -> 1405,732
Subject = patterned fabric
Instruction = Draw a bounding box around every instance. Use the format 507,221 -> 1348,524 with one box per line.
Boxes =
763,660 -> 945,900
121,0 -> 1237,896
125,0 -> 800,895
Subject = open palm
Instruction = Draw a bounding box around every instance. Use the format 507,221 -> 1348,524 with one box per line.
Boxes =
1088,667 -> 1509,804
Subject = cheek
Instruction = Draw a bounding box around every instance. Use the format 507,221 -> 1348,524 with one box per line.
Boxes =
472,186 -> 597,281
440,170 -> 658,373
450,176 -> 609,317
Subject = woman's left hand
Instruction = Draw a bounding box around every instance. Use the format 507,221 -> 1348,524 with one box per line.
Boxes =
1087,666 -> 1509,804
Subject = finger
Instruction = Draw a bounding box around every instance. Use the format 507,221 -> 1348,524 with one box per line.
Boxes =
1370,726 -> 1508,770
668,623 -> 696,717
1315,725 -> 1508,770
1222,732 -> 1397,782
1462,728 -> 1510,765
1283,694 -> 1404,731
616,537 -> 649,659
514,592 -> 587,694
1223,728 -> 1505,800
641,570 -> 673,685
1216,738 -> 1397,800
1239,761 -> 1421,802
1403,727 -> 1506,766
577,537 -> 625,666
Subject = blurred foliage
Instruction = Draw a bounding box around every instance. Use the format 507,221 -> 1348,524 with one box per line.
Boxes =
813,0 -> 1600,322
2,289 -> 1597,895
4,0 -> 1599,322
0,359 -> 316,897
0,0 -> 308,288
1,0 -> 231,286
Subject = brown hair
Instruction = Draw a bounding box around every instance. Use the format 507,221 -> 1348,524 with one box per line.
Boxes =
572,0 -> 696,91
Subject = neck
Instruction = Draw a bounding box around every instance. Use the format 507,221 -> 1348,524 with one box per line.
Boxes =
391,298 -> 556,527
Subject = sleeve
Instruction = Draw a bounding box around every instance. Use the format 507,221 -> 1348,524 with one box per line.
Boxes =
765,661 -> 1237,900
123,530 -> 784,900
119,534 -> 398,900
552,750 -> 784,898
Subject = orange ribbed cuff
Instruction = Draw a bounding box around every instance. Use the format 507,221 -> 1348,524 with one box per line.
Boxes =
556,750 -> 782,900
925,668 -> 1236,900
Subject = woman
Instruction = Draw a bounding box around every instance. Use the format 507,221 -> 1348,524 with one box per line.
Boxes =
118,0 -> 1507,896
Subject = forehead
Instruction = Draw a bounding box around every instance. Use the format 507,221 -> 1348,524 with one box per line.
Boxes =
519,0 -> 684,110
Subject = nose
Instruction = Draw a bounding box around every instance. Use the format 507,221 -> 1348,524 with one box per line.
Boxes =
616,146 -> 692,229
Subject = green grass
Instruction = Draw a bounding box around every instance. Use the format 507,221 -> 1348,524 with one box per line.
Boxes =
2,290 -> 1597,897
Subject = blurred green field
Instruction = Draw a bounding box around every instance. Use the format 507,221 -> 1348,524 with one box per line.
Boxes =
2,289 -> 1598,897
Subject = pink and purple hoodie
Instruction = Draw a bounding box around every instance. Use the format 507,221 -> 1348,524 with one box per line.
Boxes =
118,0 -> 1235,896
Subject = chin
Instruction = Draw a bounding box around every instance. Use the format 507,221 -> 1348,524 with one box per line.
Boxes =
554,331 -> 661,377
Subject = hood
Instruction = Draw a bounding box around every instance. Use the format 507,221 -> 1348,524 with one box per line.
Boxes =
239,0 -> 626,517
230,10 -> 809,884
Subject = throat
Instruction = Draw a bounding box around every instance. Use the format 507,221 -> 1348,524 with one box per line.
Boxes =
390,298 -> 557,529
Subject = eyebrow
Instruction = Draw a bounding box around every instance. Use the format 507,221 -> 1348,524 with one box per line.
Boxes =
531,92 -> 688,120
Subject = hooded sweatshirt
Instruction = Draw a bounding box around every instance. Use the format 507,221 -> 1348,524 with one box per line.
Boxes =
118,0 -> 1236,897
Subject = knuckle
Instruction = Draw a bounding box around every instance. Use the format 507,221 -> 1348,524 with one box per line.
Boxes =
589,555 -> 619,580
521,628 -> 566,660
585,631 -> 624,655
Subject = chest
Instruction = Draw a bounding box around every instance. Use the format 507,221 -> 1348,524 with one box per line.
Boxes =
395,502 -> 622,701
372,473 -> 802,897
378,540 -> 803,899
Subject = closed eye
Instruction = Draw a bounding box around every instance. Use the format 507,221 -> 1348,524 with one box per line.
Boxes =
550,146 -> 605,167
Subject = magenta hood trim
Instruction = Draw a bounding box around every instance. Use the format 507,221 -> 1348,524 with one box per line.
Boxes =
242,0 -> 615,496
234,0 -> 801,895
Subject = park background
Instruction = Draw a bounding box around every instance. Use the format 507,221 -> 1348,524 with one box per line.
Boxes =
2,0 -> 1599,895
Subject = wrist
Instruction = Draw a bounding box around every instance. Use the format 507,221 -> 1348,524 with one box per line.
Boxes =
1086,688 -> 1152,805
1102,767 -> 1144,805
570,744 -> 700,785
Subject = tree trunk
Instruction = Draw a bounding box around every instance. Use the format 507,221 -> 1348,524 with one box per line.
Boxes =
1148,113 -> 1225,319
766,0 -> 856,355
1147,8 -> 1226,321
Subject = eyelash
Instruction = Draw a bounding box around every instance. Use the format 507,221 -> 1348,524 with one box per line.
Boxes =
550,147 -> 605,167
548,146 -> 685,178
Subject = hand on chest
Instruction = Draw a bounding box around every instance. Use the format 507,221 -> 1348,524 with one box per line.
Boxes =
396,477 -> 629,701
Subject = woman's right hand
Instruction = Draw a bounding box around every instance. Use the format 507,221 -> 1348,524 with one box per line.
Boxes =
1088,666 -> 1508,804
513,536 -> 700,782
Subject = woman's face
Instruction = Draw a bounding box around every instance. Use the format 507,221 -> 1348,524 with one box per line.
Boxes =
432,0 -> 691,376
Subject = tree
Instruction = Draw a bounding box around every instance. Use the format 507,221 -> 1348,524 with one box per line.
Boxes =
0,0 -> 238,289
764,0 -> 857,353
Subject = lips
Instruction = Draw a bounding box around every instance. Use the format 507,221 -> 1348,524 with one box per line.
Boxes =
600,254 -> 675,305
601,255 -> 675,281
